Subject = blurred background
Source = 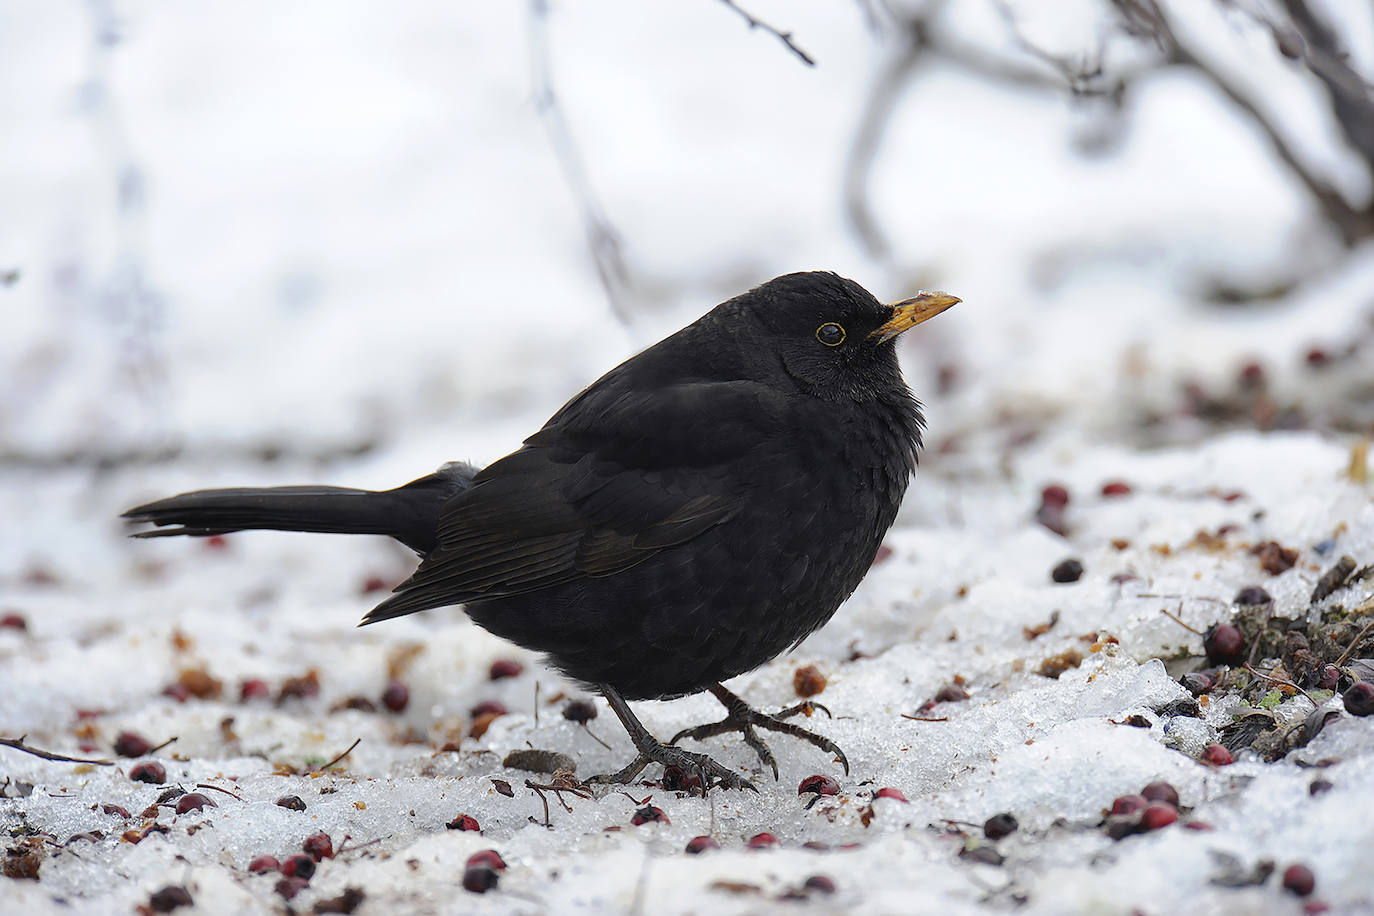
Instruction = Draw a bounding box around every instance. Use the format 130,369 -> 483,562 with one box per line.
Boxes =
2,0 -> 1372,533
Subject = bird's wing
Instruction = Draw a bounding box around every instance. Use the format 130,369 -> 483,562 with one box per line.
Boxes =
361,378 -> 785,623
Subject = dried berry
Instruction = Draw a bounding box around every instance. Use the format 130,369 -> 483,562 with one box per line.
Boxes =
1110,794 -> 1148,816
1051,559 -> 1084,583
793,664 -> 827,697
302,831 -> 334,860
798,775 -> 840,796
1282,864 -> 1316,896
1237,361 -> 1265,388
147,886 -> 193,912
1304,347 -> 1329,369
466,850 -> 507,871
1180,672 -> 1214,696
661,765 -> 703,793
447,814 -> 480,832
276,795 -> 307,811
275,876 -> 309,900
1252,541 -> 1298,575
174,793 -> 216,814
1200,744 -> 1233,766
983,813 -> 1018,839
313,887 -> 366,914
1344,682 -> 1374,716
747,832 -> 779,849
471,699 -> 508,718
359,574 -> 389,594
280,854 -> 315,879
462,865 -> 499,893
1140,802 -> 1178,830
0,612 -> 28,631
631,805 -> 669,826
1100,481 -> 1132,497
101,804 -> 131,818
874,787 -> 908,803
1203,623 -> 1246,666
1233,585 -> 1272,606
933,684 -> 970,703
114,731 -> 153,758
161,684 -> 191,703
1308,779 -> 1333,796
803,875 -> 836,894
381,680 -> 410,713
1317,666 -> 1340,690
1140,782 -> 1179,807
1103,815 -> 1140,840
248,855 -> 280,874
685,835 -> 719,854
239,679 -> 271,702
489,659 -> 524,680
129,762 -> 167,784
562,699 -> 597,724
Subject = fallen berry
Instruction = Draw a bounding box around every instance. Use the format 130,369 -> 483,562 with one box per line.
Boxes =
1316,666 -> 1340,690
101,804 -> 131,818
793,664 -> 827,697
302,832 -> 334,860
447,814 -> 480,832
280,854 -> 315,879
1200,744 -> 1233,766
275,876 -> 310,900
1040,484 -> 1070,508
748,832 -> 779,849
465,850 -> 507,871
1344,682 -> 1374,716
661,765 -> 703,793
1140,802 -> 1178,830
1100,481 -> 1132,497
1308,779 -> 1333,796
1180,672 -> 1214,696
631,805 -> 669,826
1103,815 -> 1141,840
685,835 -> 719,854
247,855 -> 280,874
1233,585 -> 1272,606
874,787 -> 908,803
798,775 -> 840,796
174,793 -> 216,814
114,732 -> 153,758
1111,794 -> 1148,816
983,813 -> 1018,839
1140,782 -> 1179,807
470,700 -> 507,718
160,684 -> 191,703
489,659 -> 524,680
803,875 -> 836,894
1203,623 -> 1246,665
1282,863 -> 1316,897
148,886 -> 193,912
359,574 -> 390,594
1051,559 -> 1084,583
380,680 -> 410,713
562,699 -> 597,724
276,795 -> 307,811
933,684 -> 971,703
0,612 -> 28,631
462,865 -> 499,893
129,762 -> 167,784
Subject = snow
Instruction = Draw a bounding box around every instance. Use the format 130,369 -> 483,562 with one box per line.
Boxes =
3,1 -> 1373,913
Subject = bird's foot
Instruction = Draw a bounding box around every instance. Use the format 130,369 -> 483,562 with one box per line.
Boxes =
587,733 -> 756,793
669,683 -> 849,781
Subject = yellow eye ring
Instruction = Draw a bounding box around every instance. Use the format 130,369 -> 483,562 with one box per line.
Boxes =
816,322 -> 845,346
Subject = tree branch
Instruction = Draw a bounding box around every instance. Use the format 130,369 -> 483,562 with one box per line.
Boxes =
716,0 -> 816,67
0,736 -> 115,766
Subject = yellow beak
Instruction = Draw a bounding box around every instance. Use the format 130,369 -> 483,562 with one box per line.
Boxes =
869,291 -> 960,344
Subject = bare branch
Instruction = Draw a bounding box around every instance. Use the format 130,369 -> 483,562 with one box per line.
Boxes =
528,0 -> 633,328
1275,0 -> 1374,167
716,0 -> 816,67
0,736 -> 115,766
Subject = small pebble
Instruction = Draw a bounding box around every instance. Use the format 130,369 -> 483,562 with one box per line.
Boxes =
1051,559 -> 1084,583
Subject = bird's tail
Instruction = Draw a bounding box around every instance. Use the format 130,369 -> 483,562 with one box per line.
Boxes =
121,462 -> 476,555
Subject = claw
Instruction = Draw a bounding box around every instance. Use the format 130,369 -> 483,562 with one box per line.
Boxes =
670,683 -> 849,778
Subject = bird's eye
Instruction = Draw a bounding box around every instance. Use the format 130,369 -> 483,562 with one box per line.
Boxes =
816,322 -> 845,347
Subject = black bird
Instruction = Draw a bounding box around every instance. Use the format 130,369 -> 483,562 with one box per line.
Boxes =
123,272 -> 957,790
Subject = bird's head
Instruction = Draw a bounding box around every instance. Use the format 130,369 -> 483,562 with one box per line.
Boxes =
743,272 -> 958,401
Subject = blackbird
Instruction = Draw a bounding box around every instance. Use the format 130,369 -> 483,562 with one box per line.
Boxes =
123,271 -> 957,790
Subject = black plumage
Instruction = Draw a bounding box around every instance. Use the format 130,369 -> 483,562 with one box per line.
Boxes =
124,271 -> 957,790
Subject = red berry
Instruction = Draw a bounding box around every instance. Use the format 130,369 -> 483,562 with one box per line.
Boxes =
1040,485 -> 1070,508
470,700 -> 507,717
302,831 -> 333,860
280,854 -> 315,879
381,680 -> 410,713
1140,802 -> 1178,830
489,659 -> 524,680
1234,585 -> 1272,605
465,850 -> 507,871
1,613 -> 28,631
1304,347 -> 1329,368
359,574 -> 389,594
239,679 -> 271,701
1110,794 -> 1148,816
685,835 -> 719,854
803,875 -> 836,894
161,683 -> 191,703
631,805 -> 669,826
462,865 -> 499,893
1282,864 -> 1316,896
274,876 -> 309,899
874,787 -> 908,802
174,793 -> 216,814
1316,666 -> 1339,690
129,761 -> 167,784
798,775 -> 840,796
114,731 -> 153,758
1344,682 -> 1374,716
1200,744 -> 1233,766
933,684 -> 970,703
983,812 -> 1018,839
102,804 -> 131,818
275,795 -> 306,811
1203,623 -> 1246,665
247,855 -> 279,874
1238,362 -> 1265,388
1100,481 -> 1132,497
1140,782 -> 1179,807
747,832 -> 778,849
447,814 -> 480,832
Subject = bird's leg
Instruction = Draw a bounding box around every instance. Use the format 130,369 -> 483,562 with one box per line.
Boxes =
587,684 -> 756,793
669,683 -> 849,781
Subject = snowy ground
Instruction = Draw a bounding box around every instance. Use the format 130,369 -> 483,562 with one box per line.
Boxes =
3,2 -> 1373,914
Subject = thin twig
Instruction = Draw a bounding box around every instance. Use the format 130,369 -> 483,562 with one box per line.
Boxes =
1334,619 -> 1374,668
195,782 -> 245,801
716,0 -> 816,66
148,736 -> 178,755
900,713 -> 950,722
313,738 -> 361,772
0,736 -> 115,766
1160,606 -> 1204,635
1243,662 -> 1320,708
